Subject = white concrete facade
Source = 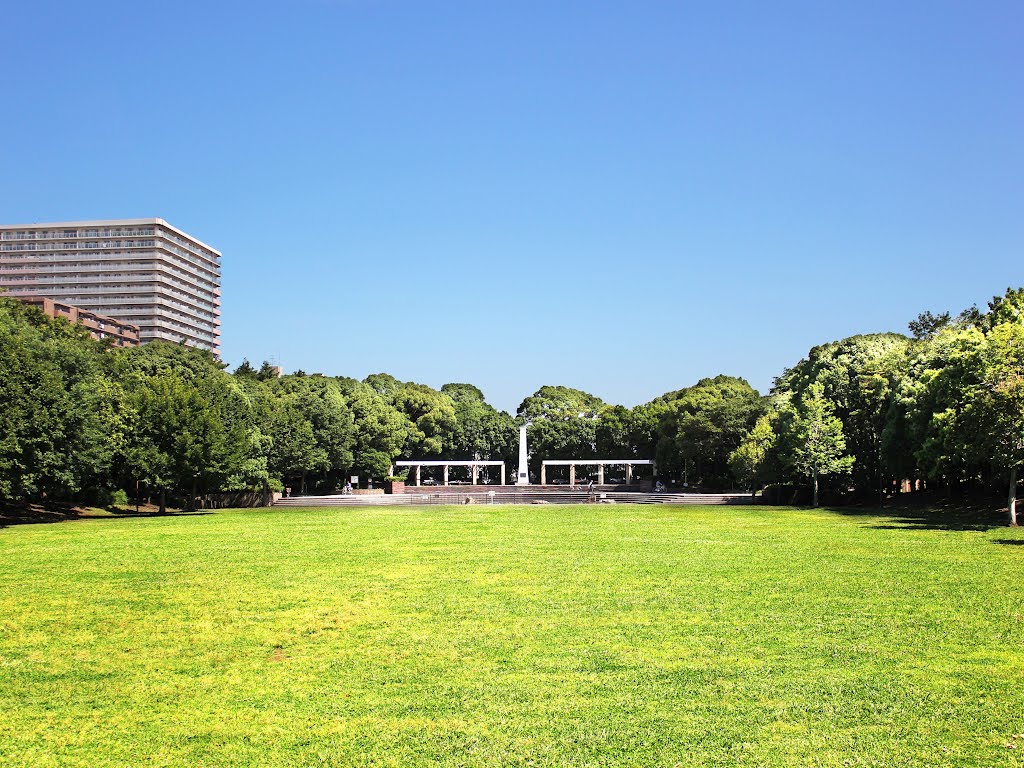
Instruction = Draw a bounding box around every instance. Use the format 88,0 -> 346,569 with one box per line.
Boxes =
540,459 -> 654,485
0,218 -> 221,355
395,460 -> 506,486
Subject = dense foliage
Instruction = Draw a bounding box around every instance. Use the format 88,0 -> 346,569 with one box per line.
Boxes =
733,287 -> 1024,518
1,287 -> 1022,517
0,297 -> 518,505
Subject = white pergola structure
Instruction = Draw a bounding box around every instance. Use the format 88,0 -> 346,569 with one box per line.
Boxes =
540,459 -> 654,486
395,460 -> 505,487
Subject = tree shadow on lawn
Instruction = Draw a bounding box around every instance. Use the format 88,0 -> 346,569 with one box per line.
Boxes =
82,510 -> 213,522
0,503 -> 211,530
819,498 -> 1011,533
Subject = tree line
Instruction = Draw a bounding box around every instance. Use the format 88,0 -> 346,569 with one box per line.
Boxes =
730,288 -> 1024,521
0,288 -> 1021,520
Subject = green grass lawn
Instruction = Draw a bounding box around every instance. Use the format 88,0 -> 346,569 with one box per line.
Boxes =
1,505 -> 1023,767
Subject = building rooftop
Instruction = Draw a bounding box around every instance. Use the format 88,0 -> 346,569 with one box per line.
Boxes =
0,218 -> 222,257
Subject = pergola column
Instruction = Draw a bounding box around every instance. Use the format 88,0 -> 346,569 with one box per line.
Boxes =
598,463 -> 604,485
500,464 -> 506,486
415,465 -> 421,486
472,464 -> 479,485
626,464 -> 633,485
540,464 -> 546,485
569,464 -> 576,486
443,465 -> 449,486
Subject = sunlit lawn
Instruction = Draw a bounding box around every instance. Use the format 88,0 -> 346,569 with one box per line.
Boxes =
1,504 -> 1023,767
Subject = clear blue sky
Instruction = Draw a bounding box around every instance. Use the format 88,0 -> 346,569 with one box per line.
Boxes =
3,0 -> 1020,413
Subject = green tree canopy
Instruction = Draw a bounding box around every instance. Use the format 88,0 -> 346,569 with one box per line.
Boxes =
263,375 -> 357,492
337,377 -> 408,479
517,386 -> 604,472
971,322 -> 1024,524
784,382 -> 855,507
774,334 -> 910,499
393,383 -> 457,456
0,298 -> 121,501
442,383 -> 516,463
728,411 -> 780,495
656,375 -> 763,487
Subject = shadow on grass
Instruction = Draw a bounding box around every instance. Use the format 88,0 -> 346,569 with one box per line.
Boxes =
817,497 -> 1011,533
993,538 -> 1024,546
0,504 -> 212,530
85,511 -> 213,522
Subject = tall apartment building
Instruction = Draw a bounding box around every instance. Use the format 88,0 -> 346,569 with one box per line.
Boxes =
0,218 -> 221,355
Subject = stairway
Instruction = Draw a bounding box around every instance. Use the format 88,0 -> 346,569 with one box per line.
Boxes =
629,492 -> 754,505
273,490 -> 755,507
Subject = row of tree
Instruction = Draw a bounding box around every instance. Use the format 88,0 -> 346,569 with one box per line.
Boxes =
730,288 -> 1024,521
0,296 -> 519,510
1,288 -> 1021,519
514,289 -> 1024,524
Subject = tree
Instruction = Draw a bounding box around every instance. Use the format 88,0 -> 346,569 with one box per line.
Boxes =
119,342 -> 253,509
972,323 -> 1024,524
256,361 -> 281,381
0,298 -> 120,502
517,386 -> 604,475
787,383 -> 854,507
440,383 -> 485,404
228,375 -> 279,492
885,327 -> 986,494
393,383 -> 457,456
124,372 -> 245,512
775,334 -> 910,500
976,287 -> 1024,332
273,376 -> 356,492
364,372 -> 402,398
359,375 -> 458,460
664,376 -> 764,488
624,404 -> 662,460
596,405 -> 632,457
442,383 -> 516,466
729,411 -> 779,496
233,359 -> 257,378
267,397 -> 328,495
337,378 -> 408,479
908,311 -> 951,340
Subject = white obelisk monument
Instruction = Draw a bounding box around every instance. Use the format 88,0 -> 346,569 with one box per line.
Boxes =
516,424 -> 530,485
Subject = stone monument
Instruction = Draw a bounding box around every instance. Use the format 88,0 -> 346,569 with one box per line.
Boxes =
516,423 -> 529,485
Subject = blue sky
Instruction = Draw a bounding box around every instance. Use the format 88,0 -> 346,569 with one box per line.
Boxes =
2,0 -> 1021,413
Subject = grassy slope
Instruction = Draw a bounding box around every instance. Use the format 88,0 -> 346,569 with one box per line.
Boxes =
1,505 -> 1022,767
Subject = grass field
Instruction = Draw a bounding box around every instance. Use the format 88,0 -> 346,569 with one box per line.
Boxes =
1,504 -> 1023,767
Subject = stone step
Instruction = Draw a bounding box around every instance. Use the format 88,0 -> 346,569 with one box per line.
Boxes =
273,491 -> 755,507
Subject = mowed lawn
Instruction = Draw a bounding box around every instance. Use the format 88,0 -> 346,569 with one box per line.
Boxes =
1,505 -> 1023,767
